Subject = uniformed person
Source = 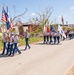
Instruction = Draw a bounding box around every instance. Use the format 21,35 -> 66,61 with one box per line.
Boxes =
1,33 -> 7,55
53,31 -> 57,44
43,32 -> 47,44
69,30 -> 72,40
8,33 -> 14,56
13,33 -> 21,56
24,29 -> 31,50
5,33 -> 10,55
49,31 -> 53,44
57,31 -> 60,44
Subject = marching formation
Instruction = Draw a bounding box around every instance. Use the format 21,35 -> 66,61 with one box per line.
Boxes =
1,29 -> 31,56
1,5 -> 74,58
43,31 -> 60,44
1,32 -> 21,56
1,24 -> 74,57
43,25 -> 74,44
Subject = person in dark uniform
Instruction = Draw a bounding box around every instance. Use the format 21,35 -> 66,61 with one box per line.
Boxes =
8,33 -> 14,56
43,32 -> 47,44
69,30 -> 72,40
53,31 -> 57,44
46,26 -> 50,44
5,33 -> 10,55
24,29 -> 31,50
57,31 -> 60,44
13,33 -> 21,56
1,33 -> 7,55
49,31 -> 53,44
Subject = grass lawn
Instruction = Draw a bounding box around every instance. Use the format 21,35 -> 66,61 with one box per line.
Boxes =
18,37 -> 43,46
0,40 -> 3,51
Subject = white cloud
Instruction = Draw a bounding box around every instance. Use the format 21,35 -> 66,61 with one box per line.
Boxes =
70,7 -> 74,13
31,12 -> 36,16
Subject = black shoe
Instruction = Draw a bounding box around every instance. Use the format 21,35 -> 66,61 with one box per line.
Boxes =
24,48 -> 26,50
1,53 -> 4,55
8,54 -> 11,56
11,54 -> 14,57
29,47 -> 31,49
5,53 -> 8,55
19,52 -> 21,54
54,43 -> 56,44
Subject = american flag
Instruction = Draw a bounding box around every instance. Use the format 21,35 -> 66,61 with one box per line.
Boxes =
6,6 -> 13,30
1,7 -> 6,23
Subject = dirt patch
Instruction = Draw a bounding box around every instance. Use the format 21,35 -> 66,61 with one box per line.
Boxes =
66,66 -> 74,75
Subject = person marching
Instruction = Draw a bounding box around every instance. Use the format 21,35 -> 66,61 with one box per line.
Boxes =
46,26 -> 50,44
8,33 -> 14,56
13,33 -> 21,56
49,31 -> 53,44
5,33 -> 10,55
24,29 -> 31,50
1,33 -> 7,55
43,32 -> 47,44
43,25 -> 47,44
57,31 -> 60,44
69,30 -> 72,40
53,31 -> 57,44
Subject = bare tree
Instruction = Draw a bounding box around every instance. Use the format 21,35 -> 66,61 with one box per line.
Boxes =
31,6 -> 53,26
11,7 -> 28,23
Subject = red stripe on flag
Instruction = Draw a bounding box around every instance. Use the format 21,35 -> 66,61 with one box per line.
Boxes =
1,14 -> 6,22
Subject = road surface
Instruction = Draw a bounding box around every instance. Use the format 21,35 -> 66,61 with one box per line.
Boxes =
0,39 -> 74,75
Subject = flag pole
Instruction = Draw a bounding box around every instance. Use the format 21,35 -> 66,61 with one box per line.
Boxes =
1,5 -> 7,33
61,16 -> 64,29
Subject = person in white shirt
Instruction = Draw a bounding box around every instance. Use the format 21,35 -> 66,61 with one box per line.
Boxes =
53,31 -> 57,44
49,31 -> 53,44
24,29 -> 31,50
56,31 -> 60,44
43,32 -> 47,44
13,33 -> 21,56
1,33 -> 7,55
5,33 -> 10,55
8,33 -> 14,56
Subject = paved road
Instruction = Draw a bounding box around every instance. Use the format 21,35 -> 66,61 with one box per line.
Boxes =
0,39 -> 74,75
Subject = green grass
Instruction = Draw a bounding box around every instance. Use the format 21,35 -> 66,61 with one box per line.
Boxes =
18,37 -> 43,46
0,39 -> 3,51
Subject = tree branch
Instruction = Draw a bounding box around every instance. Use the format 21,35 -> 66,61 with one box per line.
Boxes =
12,8 -> 28,22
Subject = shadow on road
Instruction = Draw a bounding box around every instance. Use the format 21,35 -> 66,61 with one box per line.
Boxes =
35,42 -> 62,45
0,54 -> 9,58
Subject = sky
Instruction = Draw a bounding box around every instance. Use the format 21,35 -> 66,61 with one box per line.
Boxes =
0,0 -> 74,24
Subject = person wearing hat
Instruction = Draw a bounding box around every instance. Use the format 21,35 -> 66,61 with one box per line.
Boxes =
24,29 -> 31,50
1,33 -> 7,55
